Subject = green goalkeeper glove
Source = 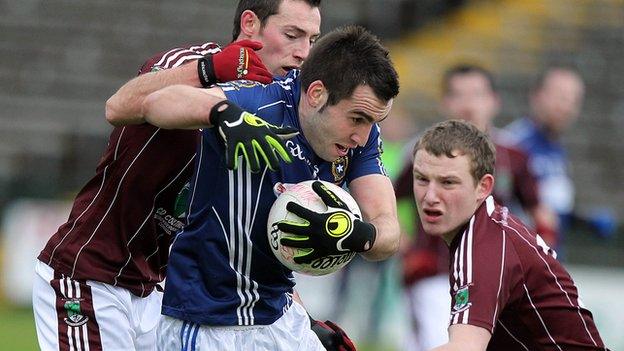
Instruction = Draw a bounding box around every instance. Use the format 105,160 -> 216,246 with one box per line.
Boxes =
277,181 -> 376,264
210,100 -> 298,172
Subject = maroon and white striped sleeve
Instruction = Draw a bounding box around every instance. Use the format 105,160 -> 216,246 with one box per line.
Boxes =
138,42 -> 222,75
448,197 -> 520,333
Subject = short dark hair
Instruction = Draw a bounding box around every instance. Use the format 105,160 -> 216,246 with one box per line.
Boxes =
414,119 -> 496,183
300,25 -> 400,106
442,64 -> 497,95
232,0 -> 322,41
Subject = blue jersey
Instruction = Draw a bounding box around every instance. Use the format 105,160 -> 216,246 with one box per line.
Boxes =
505,117 -> 574,223
162,70 -> 386,326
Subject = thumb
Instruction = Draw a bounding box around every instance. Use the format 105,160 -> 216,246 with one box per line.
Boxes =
236,39 -> 264,51
272,125 -> 299,140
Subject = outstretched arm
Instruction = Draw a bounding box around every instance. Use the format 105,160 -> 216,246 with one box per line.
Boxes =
142,85 -> 226,129
349,174 -> 400,261
106,40 -> 271,126
106,63 -> 202,126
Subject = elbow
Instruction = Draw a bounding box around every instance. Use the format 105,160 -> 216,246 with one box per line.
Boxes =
105,95 -> 124,126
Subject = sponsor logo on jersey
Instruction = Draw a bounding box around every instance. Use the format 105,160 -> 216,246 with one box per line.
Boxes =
154,207 -> 185,235
451,284 -> 472,314
331,156 -> 348,183
63,299 -> 89,327
286,140 -> 319,178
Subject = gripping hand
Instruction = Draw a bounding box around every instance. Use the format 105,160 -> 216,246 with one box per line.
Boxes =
277,181 -> 376,263
210,101 -> 298,172
198,40 -> 272,86
310,317 -> 357,351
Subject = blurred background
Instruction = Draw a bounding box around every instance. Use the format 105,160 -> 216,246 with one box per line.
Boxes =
1,0 -> 622,349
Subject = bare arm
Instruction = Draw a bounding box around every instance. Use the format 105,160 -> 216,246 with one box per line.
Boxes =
106,62 -> 201,126
349,174 -> 400,261
142,85 -> 226,129
431,324 -> 491,351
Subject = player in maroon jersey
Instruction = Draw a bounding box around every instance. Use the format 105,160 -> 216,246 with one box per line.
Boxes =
33,1 -> 324,350
410,119 -> 608,350
397,64 -> 561,351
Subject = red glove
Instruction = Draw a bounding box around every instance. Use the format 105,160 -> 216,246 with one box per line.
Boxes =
311,318 -> 357,351
198,40 -> 272,86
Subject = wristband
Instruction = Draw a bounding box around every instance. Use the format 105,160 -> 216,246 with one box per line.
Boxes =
197,55 -> 217,88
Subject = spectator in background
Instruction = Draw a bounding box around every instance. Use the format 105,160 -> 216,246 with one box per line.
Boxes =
505,65 -> 585,251
395,63 -> 558,351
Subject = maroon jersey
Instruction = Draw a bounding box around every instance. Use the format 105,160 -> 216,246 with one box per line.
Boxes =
493,141 -> 539,210
448,196 -> 607,350
39,42 -> 221,297
395,138 -> 544,284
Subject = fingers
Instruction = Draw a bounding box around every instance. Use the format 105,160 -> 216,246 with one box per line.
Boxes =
293,250 -> 318,264
246,55 -> 273,84
237,142 -> 261,173
285,201 -> 318,220
236,39 -> 264,51
265,136 -> 292,164
272,125 -> 299,140
279,235 -> 310,248
252,139 -> 280,171
311,181 -> 348,210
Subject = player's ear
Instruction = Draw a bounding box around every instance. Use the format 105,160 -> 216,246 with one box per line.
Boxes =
305,80 -> 328,110
240,10 -> 261,38
476,173 -> 494,202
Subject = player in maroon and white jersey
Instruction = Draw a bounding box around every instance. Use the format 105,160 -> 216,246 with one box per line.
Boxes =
410,119 -> 608,350
33,1 -> 322,350
398,64 -> 560,351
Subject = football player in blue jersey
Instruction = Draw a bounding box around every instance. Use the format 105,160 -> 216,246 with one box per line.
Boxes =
128,25 -> 400,350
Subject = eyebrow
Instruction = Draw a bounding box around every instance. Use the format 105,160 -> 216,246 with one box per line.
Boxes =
353,111 -> 376,124
284,25 -> 320,39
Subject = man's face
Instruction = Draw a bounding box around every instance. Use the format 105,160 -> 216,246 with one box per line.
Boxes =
302,85 -> 392,162
531,69 -> 585,135
442,73 -> 499,132
253,0 -> 321,76
412,149 -> 489,243
531,70 -> 585,134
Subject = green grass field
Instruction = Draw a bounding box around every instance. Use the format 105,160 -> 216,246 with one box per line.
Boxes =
0,302 -> 39,350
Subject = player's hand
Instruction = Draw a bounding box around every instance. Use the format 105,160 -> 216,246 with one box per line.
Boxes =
310,318 -> 357,351
198,40 -> 273,86
210,100 -> 298,172
277,181 -> 376,264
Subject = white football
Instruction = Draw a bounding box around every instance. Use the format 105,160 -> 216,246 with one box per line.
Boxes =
267,180 -> 360,276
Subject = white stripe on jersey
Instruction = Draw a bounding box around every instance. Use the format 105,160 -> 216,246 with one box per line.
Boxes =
81,322 -> 90,351
257,100 -> 290,112
523,284 -> 562,350
155,43 -> 219,69
70,129 -> 161,278
114,127 -> 126,160
229,166 -> 247,325
491,226 -> 507,329
112,153 -> 196,290
47,166 -> 109,265
499,321 -> 529,350
502,215 -> 599,346
242,166 -> 256,324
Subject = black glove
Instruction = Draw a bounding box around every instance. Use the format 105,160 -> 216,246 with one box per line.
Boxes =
209,100 -> 298,172
310,317 -> 357,351
277,181 -> 376,264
